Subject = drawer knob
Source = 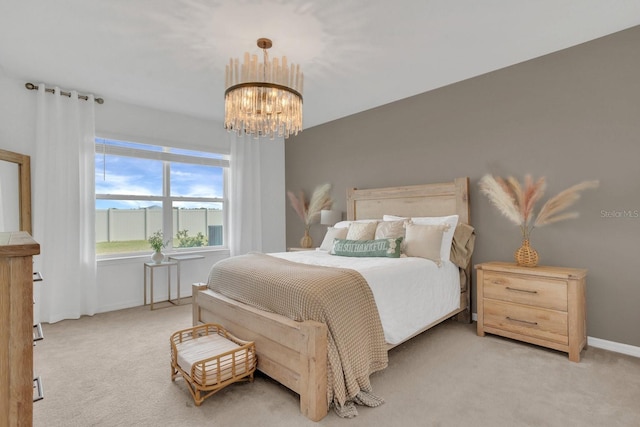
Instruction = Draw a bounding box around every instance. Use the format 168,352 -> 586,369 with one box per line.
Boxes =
506,316 -> 538,326
506,286 -> 537,294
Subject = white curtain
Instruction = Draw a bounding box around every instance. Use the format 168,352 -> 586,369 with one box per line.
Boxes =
33,85 -> 97,323
228,133 -> 263,256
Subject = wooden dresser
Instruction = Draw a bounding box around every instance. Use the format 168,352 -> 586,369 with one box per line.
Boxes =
476,262 -> 587,362
0,232 -> 40,426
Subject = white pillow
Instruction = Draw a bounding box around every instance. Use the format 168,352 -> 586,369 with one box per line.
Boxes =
333,219 -> 377,229
319,227 -> 349,251
346,221 -> 378,240
383,214 -> 459,261
333,220 -> 352,229
403,223 -> 446,265
375,220 -> 405,240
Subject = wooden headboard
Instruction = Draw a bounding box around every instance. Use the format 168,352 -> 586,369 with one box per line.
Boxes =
346,176 -> 472,324
346,177 -> 470,225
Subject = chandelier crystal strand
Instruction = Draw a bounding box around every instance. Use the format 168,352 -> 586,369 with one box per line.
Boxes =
224,38 -> 303,139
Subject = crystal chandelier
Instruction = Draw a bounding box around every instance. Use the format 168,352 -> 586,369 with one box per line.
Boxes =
225,38 -> 304,139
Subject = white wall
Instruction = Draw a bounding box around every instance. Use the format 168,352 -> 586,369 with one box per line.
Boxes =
96,98 -> 230,154
0,70 -> 286,316
0,71 -> 36,155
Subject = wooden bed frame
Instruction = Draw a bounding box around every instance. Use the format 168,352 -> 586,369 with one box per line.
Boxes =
192,177 -> 471,421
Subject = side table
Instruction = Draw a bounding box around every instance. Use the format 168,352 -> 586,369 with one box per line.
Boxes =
143,261 -> 178,310
168,254 -> 205,306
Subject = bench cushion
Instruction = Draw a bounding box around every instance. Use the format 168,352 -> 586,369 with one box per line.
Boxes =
176,334 -> 254,386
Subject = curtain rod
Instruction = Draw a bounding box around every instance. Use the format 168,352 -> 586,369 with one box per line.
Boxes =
25,82 -> 104,104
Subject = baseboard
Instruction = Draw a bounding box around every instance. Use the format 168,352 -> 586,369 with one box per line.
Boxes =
471,313 -> 640,359
587,337 -> 640,358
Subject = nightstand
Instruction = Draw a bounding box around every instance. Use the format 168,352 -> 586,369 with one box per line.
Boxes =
476,262 -> 587,362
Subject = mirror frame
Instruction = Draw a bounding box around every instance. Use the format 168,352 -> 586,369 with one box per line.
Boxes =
0,148 -> 32,234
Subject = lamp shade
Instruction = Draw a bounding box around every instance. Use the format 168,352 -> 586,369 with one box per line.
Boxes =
320,209 -> 342,226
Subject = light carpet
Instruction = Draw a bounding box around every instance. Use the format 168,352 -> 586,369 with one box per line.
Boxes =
33,302 -> 640,426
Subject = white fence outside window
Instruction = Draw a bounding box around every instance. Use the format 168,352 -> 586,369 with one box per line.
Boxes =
96,208 -> 223,244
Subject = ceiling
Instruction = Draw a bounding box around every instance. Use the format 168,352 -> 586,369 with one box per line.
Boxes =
1,1 -> 639,130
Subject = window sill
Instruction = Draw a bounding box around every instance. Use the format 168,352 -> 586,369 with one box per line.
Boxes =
97,247 -> 230,265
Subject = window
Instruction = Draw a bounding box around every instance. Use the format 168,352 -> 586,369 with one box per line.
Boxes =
95,138 -> 228,256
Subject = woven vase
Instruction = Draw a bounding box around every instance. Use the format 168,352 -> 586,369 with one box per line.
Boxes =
300,227 -> 313,248
515,239 -> 539,267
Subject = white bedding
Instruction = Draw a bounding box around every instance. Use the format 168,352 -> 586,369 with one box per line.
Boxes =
269,250 -> 460,345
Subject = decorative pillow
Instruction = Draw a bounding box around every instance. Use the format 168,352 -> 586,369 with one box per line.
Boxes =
333,220 -> 352,229
345,221 -> 378,240
375,219 -> 406,239
403,223 -> 446,265
319,227 -> 349,251
383,214 -> 459,261
331,238 -> 403,258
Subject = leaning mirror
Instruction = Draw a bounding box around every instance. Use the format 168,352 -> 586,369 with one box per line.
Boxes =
0,148 -> 32,234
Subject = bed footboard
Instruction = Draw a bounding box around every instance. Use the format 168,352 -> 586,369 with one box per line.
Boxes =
192,284 -> 329,421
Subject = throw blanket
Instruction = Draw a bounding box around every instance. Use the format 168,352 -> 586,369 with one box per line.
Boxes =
451,223 -> 475,270
207,252 -> 388,417
451,223 -> 476,291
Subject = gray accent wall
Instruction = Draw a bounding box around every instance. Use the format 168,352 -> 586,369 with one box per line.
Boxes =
285,26 -> 640,347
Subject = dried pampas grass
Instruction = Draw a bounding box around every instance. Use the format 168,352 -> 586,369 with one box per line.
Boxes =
287,190 -> 307,224
478,175 -> 522,226
479,174 -> 598,238
306,183 -> 333,224
287,183 -> 334,226
534,180 -> 600,227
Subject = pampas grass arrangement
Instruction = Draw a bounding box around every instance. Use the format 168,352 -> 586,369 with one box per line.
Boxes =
287,183 -> 334,226
479,174 -> 599,266
479,174 -> 599,239
287,183 -> 334,247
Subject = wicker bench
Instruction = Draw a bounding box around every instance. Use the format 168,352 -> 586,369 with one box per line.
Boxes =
170,323 -> 257,406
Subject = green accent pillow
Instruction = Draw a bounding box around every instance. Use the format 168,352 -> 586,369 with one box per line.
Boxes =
331,237 -> 403,258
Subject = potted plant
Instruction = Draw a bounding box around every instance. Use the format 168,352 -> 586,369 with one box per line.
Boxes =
148,230 -> 168,264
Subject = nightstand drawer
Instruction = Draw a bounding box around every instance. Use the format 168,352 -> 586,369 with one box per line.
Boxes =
484,300 -> 568,345
483,271 -> 567,311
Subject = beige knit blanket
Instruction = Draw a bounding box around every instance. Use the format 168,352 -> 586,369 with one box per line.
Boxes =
207,252 -> 388,417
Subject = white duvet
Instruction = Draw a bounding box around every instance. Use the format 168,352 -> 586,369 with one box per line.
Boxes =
269,250 -> 460,345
